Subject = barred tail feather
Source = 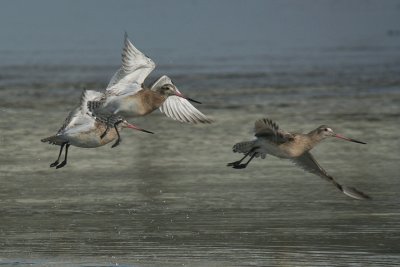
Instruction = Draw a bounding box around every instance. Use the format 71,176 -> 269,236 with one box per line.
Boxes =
41,135 -> 64,145
232,141 -> 266,159
233,141 -> 256,154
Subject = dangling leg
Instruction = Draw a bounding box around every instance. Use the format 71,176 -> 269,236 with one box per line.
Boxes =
111,120 -> 123,148
100,125 -> 110,139
227,150 -> 252,167
233,153 -> 256,169
56,144 -> 70,169
227,147 -> 259,167
100,115 -> 117,139
50,143 -> 66,167
101,115 -> 121,139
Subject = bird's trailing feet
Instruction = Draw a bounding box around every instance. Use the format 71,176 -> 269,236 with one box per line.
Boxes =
227,148 -> 259,169
227,160 -> 250,169
227,160 -> 243,167
49,143 -> 70,169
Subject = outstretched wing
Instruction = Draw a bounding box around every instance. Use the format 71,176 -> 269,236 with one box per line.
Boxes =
106,32 -> 155,96
291,152 -> 370,200
254,118 -> 292,144
160,95 -> 213,124
59,90 -> 102,134
152,76 -> 213,124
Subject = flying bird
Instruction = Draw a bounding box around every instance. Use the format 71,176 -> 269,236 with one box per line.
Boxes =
88,33 -> 213,127
227,118 -> 370,200
42,90 -> 153,169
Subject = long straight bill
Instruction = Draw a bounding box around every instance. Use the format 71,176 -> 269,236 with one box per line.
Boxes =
127,124 -> 154,134
174,92 -> 202,104
334,134 -> 366,144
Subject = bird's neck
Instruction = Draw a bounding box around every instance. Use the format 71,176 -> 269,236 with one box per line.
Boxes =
137,89 -> 167,113
304,130 -> 325,150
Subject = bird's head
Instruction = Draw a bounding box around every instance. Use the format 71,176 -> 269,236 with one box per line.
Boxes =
316,125 -> 366,144
151,76 -> 201,104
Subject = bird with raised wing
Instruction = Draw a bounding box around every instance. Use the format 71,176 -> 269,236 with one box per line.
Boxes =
41,90 -> 153,169
88,33 -> 213,124
227,118 -> 370,200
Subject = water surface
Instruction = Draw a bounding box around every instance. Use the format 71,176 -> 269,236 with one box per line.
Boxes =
1,1 -> 400,266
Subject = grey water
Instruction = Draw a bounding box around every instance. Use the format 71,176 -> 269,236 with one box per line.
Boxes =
1,0 -> 400,266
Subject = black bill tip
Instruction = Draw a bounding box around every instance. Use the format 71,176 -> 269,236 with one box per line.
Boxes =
350,139 -> 367,144
187,97 -> 202,104
141,129 -> 155,134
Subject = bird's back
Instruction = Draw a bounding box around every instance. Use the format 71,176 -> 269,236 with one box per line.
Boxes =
247,118 -> 321,158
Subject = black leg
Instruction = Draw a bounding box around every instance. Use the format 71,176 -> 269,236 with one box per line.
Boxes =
100,125 -> 110,139
233,153 -> 256,169
227,147 -> 259,167
50,143 -> 66,167
56,144 -> 70,169
111,121 -> 123,148
227,151 -> 251,167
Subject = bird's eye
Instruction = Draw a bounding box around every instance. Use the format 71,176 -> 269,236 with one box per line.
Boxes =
324,128 -> 328,131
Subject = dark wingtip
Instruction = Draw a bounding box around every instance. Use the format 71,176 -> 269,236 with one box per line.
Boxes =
198,118 -> 214,124
343,186 -> 371,200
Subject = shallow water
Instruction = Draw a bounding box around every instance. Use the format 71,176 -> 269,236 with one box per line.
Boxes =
1,1 -> 400,265
1,79 -> 400,266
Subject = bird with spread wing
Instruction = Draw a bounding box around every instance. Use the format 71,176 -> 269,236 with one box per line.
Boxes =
88,33 -> 213,133
227,118 -> 370,200
41,90 -> 153,169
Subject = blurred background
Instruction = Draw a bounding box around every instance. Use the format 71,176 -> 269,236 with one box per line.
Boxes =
1,0 -> 399,89
1,1 -> 400,266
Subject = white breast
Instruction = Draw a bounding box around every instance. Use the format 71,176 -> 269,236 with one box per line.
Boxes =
256,139 -> 293,159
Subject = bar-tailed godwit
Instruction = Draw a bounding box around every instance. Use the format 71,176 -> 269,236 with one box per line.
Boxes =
227,118 -> 370,200
88,33 -> 213,124
41,90 -> 153,169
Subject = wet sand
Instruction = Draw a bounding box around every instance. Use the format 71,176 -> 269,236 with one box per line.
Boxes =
1,82 -> 399,266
